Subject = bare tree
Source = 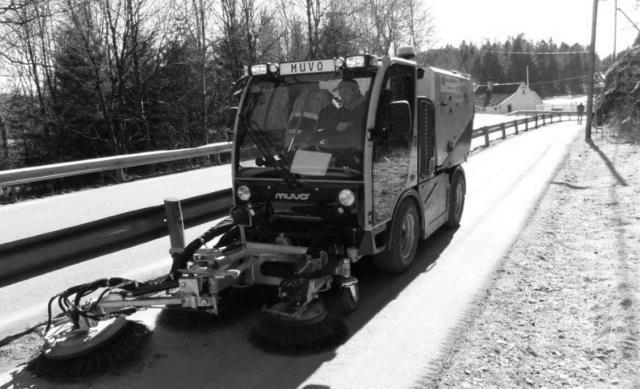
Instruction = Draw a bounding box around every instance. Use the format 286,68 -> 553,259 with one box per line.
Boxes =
347,0 -> 433,55
0,0 -> 58,141
304,0 -> 321,59
406,0 -> 433,53
65,0 -> 120,154
191,0 -> 210,144
126,0 -> 154,149
0,113 -> 8,162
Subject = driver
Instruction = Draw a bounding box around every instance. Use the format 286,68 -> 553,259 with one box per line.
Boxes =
317,79 -> 366,135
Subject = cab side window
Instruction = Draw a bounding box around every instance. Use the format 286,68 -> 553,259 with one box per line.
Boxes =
375,65 -> 415,148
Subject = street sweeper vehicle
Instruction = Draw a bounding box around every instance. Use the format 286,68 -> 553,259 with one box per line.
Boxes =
28,47 -> 475,378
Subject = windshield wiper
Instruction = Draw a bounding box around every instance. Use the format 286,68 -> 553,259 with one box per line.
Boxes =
325,166 -> 363,177
240,115 -> 300,186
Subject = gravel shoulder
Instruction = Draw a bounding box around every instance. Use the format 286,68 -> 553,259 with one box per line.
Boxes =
428,128 -> 640,388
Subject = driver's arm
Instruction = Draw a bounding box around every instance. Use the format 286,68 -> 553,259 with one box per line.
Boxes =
317,105 -> 338,130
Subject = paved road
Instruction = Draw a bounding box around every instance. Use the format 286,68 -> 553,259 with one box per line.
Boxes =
0,121 -> 581,388
0,164 -> 232,244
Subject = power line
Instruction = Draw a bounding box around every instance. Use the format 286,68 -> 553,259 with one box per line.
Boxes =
528,76 -> 586,86
617,7 -> 640,33
480,50 -> 588,55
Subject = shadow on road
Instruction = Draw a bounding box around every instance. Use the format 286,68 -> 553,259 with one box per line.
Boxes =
587,139 -> 628,187
2,227 -> 457,389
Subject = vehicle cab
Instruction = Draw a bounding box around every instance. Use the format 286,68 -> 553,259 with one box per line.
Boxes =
230,52 -> 474,261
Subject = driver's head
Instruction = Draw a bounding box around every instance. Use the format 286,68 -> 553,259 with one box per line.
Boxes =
336,79 -> 361,107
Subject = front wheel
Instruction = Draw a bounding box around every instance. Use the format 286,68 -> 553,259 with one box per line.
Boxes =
373,199 -> 420,274
446,169 -> 466,228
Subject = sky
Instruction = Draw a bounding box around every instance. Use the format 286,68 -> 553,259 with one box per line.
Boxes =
429,0 -> 639,58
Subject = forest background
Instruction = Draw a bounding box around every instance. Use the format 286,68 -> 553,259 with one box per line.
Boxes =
0,0 -> 622,200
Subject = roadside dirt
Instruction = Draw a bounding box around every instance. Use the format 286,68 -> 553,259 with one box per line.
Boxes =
429,128 -> 640,388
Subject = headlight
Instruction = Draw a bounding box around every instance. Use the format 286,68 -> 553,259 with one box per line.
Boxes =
338,189 -> 355,207
250,64 -> 268,75
345,56 -> 366,68
268,63 -> 279,73
237,185 -> 251,201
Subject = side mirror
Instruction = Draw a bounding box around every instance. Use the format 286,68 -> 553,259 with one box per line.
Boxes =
388,100 -> 412,138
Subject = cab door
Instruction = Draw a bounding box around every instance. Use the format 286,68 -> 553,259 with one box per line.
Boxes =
371,63 -> 416,226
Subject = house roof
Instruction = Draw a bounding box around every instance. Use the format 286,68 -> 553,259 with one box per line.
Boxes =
474,82 -> 523,107
477,93 -> 511,107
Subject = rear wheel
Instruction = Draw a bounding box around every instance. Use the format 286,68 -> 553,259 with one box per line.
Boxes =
373,199 -> 420,274
446,169 -> 466,228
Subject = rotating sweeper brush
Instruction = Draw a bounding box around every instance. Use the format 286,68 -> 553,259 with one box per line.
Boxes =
250,299 -> 347,354
27,278 -> 151,379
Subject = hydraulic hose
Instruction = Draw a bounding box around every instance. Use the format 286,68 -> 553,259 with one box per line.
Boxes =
45,277 -> 135,333
169,220 -> 234,278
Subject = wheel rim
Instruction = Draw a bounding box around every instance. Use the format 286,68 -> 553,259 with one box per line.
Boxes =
399,211 -> 417,259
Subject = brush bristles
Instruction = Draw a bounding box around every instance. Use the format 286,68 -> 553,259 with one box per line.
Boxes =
27,321 -> 151,379
249,313 -> 347,354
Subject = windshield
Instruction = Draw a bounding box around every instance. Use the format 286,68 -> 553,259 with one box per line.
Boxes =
235,73 -> 373,179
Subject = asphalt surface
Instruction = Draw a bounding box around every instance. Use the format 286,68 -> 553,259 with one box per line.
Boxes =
0,120 -> 581,388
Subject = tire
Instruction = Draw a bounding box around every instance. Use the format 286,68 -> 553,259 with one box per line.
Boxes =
373,199 -> 420,274
446,169 -> 466,228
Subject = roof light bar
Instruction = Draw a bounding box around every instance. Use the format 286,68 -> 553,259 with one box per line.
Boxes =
346,56 -> 365,68
250,64 -> 268,75
345,55 -> 378,69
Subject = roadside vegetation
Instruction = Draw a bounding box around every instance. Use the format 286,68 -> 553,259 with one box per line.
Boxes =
0,1 -> 601,204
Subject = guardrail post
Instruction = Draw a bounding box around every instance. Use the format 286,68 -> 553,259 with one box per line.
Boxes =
164,198 -> 185,253
525,119 -> 529,131
514,121 -> 519,134
535,116 -> 538,129
501,123 -> 506,139
484,127 -> 490,147
115,168 -> 126,183
543,115 -> 546,126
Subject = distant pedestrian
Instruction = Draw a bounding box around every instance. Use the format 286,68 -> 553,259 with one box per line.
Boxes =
576,102 -> 585,124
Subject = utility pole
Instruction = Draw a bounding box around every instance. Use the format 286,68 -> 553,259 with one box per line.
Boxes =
585,0 -> 598,142
613,0 -> 617,61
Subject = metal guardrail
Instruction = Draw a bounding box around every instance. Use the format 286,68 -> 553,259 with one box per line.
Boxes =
0,189 -> 232,285
0,141 -> 233,187
472,112 -> 575,148
0,112 -> 575,284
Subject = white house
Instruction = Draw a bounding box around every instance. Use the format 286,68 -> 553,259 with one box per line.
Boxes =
474,81 -> 543,114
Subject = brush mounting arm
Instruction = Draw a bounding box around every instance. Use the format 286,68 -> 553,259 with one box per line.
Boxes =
98,295 -> 185,312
